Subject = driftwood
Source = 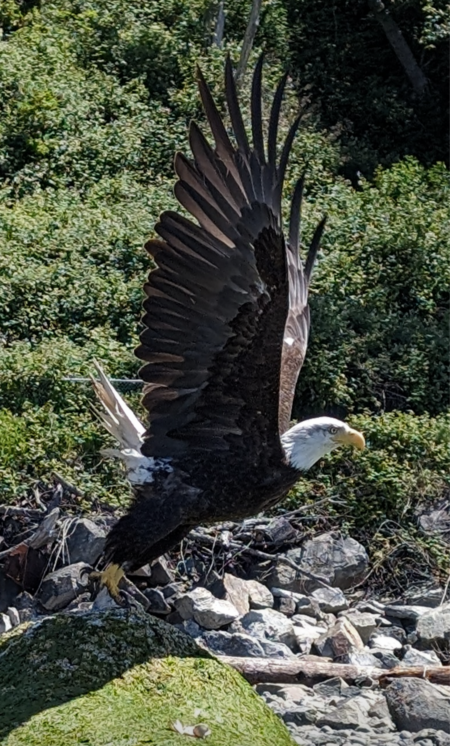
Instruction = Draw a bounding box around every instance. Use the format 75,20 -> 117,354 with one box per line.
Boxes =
218,655 -> 450,687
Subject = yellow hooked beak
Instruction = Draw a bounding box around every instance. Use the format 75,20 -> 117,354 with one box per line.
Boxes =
333,428 -> 365,450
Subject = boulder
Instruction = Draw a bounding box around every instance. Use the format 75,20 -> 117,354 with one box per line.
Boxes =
311,586 -> 348,613
282,532 -> 369,591
66,519 -> 106,566
37,563 -> 90,611
246,580 -> 273,610
314,617 -> 364,659
175,587 -> 239,629
0,609 -> 297,746
384,677 -> 450,732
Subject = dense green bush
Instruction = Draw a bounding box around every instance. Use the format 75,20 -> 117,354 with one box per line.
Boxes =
0,0 -> 448,584
284,0 -> 449,175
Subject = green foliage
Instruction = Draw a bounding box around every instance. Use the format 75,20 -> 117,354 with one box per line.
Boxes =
283,0 -> 449,175
295,158 -> 450,417
0,0 -> 448,585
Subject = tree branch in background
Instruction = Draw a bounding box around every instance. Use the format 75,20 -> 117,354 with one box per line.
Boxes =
235,0 -> 262,88
368,0 -> 429,97
213,0 -> 225,48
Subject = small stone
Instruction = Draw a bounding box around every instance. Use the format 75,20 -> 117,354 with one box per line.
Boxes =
38,562 -> 90,611
311,587 -> 348,614
144,588 -> 171,614
174,587 -> 239,629
316,698 -> 366,730
240,608 -> 297,649
213,573 -> 250,616
294,595 -> 322,618
401,647 -> 442,666
369,635 -> 403,652
148,557 -> 175,587
275,595 -> 296,617
344,651 -> 383,668
66,519 -> 106,566
246,580 -> 273,609
176,619 -> 202,638
369,649 -> 401,669
0,613 -> 12,634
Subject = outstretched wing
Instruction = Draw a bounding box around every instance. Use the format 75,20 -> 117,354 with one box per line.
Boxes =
135,56 -> 324,460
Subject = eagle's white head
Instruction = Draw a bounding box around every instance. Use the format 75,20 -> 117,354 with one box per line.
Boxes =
281,416 -> 365,471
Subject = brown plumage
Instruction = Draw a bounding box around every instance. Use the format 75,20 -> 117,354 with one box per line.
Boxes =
98,56 -> 330,581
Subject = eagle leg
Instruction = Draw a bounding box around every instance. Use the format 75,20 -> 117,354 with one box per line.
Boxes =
89,563 -> 125,605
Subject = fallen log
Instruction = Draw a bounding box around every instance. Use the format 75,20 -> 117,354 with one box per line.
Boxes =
218,655 -> 450,687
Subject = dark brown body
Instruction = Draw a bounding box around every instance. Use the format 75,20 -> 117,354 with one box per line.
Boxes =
104,452 -> 299,572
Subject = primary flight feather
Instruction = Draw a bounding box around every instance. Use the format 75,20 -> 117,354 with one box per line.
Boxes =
92,57 -> 364,599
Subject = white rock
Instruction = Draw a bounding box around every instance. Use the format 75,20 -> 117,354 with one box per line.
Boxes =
6,607 -> 20,627
0,613 -> 12,634
368,635 -> 403,651
416,602 -> 450,646
175,587 -> 239,630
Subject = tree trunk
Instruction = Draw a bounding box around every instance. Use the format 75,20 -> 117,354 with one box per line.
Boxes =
368,0 -> 429,97
213,0 -> 225,48
235,0 -> 262,88
218,655 -> 450,686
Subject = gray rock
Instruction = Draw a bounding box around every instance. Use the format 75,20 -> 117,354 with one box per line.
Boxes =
147,557 -> 175,586
38,562 -> 90,611
174,587 -> 239,629
385,605 -> 431,622
294,595 -> 322,618
66,519 -> 106,566
219,573 -> 251,616
369,649 -> 401,669
0,613 -> 12,634
246,579 -> 273,609
343,651 -> 383,668
176,619 -> 202,638
91,586 -> 121,611
311,587 -> 348,613
385,678 -> 450,732
314,617 -> 364,659
288,532 -> 369,591
316,697 -> 367,729
144,588 -> 171,614
259,639 -> 297,658
275,594 -> 297,616
201,630 -> 265,657
240,608 -> 297,649
342,611 -> 379,643
416,603 -> 450,647
401,647 -> 442,666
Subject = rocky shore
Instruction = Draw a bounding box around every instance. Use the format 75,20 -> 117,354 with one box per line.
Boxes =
1,503 -> 449,745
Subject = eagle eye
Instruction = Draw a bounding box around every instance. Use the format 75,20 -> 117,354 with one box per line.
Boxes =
329,427 -> 338,435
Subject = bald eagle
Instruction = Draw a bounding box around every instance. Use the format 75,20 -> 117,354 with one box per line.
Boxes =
92,57 -> 365,599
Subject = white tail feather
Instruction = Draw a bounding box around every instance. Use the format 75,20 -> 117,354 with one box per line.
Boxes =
91,360 -> 145,451
90,361 -> 173,485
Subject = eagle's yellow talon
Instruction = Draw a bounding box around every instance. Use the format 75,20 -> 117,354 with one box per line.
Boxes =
90,563 -> 125,604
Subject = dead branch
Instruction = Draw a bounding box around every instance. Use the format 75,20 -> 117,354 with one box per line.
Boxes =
218,655 -> 450,686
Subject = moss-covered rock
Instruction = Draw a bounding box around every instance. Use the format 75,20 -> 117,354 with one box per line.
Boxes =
0,609 -> 296,746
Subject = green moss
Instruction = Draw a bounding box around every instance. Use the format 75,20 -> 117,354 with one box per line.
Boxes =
0,609 -> 297,746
